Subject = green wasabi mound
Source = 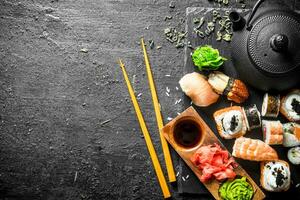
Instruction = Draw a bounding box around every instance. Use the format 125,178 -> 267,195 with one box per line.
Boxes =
219,177 -> 254,200
191,45 -> 227,71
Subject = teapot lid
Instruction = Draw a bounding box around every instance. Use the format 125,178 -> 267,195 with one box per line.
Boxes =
248,13 -> 300,75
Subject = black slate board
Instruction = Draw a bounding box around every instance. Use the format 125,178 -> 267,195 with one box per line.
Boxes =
177,6 -> 300,199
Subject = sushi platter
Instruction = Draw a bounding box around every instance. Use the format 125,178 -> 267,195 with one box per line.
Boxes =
162,106 -> 265,200
118,1 -> 300,199
171,2 -> 300,199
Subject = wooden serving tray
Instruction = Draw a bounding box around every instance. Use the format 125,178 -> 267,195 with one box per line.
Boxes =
162,106 -> 265,200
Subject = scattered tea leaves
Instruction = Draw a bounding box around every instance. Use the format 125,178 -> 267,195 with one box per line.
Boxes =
164,27 -> 187,48
216,31 -> 222,41
210,0 -> 231,6
193,10 -> 234,42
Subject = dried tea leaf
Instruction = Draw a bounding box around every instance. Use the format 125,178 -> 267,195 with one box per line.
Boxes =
187,41 -> 193,49
149,40 -> 155,49
196,17 -> 205,29
164,28 -> 171,35
169,1 -> 175,8
222,33 -> 232,42
197,30 -> 205,38
216,31 -> 222,41
193,18 -> 200,24
164,16 -> 173,21
175,43 -> 184,48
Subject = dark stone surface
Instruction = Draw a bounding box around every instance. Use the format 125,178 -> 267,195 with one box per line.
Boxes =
0,0 -> 299,200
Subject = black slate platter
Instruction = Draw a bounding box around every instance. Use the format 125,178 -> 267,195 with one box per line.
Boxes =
177,6 -> 300,199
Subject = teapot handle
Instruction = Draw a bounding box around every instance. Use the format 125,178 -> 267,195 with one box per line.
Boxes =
246,0 -> 265,30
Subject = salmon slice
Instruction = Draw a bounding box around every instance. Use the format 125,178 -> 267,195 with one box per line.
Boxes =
232,137 -> 278,161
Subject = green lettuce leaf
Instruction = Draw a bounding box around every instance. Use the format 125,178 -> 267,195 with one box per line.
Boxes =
191,45 -> 227,71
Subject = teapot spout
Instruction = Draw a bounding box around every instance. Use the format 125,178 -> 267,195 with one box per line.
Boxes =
229,11 -> 245,31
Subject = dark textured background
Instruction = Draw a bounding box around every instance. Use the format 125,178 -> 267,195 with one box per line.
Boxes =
0,0 -> 299,200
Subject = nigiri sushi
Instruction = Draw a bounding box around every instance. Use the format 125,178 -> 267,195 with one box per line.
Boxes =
282,122 -> 300,147
280,89 -> 300,123
232,137 -> 278,161
208,71 -> 249,103
262,120 -> 283,145
179,72 -> 219,107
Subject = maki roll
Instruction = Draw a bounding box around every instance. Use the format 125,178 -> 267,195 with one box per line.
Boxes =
261,93 -> 280,118
208,71 -> 249,103
260,160 -> 291,192
282,122 -> 300,147
213,106 -> 247,139
280,89 -> 300,122
262,120 -> 283,145
287,147 -> 300,165
242,104 -> 261,131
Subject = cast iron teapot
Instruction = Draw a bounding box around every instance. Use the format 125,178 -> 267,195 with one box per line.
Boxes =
230,0 -> 300,91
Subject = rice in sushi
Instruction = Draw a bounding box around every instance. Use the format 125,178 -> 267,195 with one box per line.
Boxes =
287,147 -> 300,165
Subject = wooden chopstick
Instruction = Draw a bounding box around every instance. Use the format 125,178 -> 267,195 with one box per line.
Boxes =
118,59 -> 171,199
140,38 -> 176,183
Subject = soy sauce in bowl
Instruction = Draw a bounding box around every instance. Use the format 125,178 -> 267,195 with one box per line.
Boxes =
173,119 -> 202,148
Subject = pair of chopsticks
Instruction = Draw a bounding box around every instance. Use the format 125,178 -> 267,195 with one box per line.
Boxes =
118,38 -> 175,198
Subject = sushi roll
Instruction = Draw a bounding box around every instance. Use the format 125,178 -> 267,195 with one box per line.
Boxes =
287,147 -> 300,165
280,89 -> 300,122
208,71 -> 249,103
213,106 -> 247,139
283,122 -> 300,147
261,93 -> 280,118
242,104 -> 261,131
262,120 -> 283,145
260,160 -> 291,192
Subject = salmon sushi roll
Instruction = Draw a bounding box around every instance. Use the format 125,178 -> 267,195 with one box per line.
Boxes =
262,120 -> 283,145
283,122 -> 300,147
